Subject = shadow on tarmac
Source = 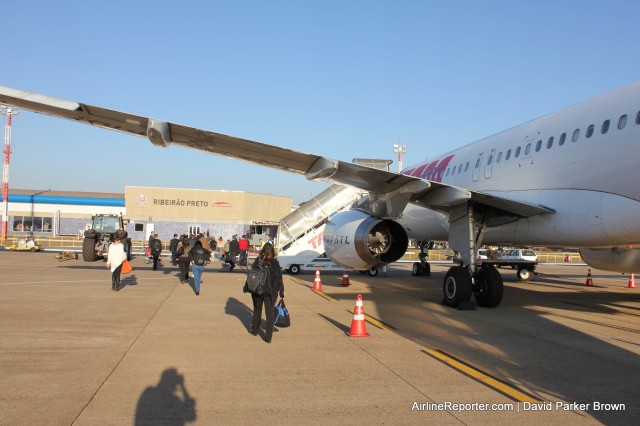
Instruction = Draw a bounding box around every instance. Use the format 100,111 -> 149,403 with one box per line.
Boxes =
225,297 -> 254,331
134,368 -> 196,425
363,265 -> 640,425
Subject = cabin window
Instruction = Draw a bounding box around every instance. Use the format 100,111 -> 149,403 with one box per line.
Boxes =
525,143 -> 532,156
515,146 -> 521,158
636,111 -> 640,125
457,164 -> 462,174
487,153 -> 493,165
572,128 -> 580,142
618,114 -> 627,129
445,168 -> 450,177
586,124 -> 594,138
546,137 -> 554,149
559,132 -> 567,146
497,152 -> 503,163
475,158 -> 481,168
535,140 -> 542,152
601,119 -> 610,134
465,161 -> 469,171
505,149 -> 511,160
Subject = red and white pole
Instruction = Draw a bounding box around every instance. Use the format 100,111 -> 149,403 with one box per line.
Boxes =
1,105 -> 19,242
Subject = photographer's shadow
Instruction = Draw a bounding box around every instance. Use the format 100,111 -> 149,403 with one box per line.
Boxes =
135,368 -> 196,425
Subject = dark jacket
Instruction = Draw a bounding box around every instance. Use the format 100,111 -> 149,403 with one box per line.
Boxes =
229,238 -> 240,256
251,257 -> 284,298
150,238 -> 162,256
169,237 -> 179,253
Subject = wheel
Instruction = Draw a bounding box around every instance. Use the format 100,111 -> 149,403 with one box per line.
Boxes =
474,266 -> 504,307
289,264 -> 300,275
368,268 -> 378,277
422,262 -> 431,276
443,266 -> 472,307
517,267 -> 533,281
412,262 -> 422,276
30,247 -> 36,252
82,237 -> 98,261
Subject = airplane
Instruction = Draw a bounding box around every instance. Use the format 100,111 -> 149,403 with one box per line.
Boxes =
1,82 -> 640,309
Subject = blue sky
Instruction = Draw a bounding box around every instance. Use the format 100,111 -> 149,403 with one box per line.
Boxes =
2,0 -> 639,203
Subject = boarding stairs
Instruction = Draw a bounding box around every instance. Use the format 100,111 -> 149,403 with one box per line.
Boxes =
277,159 -> 392,269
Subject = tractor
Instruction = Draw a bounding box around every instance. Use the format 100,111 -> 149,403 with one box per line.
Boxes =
82,214 -> 131,261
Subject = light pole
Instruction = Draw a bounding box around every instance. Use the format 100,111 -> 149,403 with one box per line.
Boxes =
393,143 -> 407,173
1,105 -> 19,241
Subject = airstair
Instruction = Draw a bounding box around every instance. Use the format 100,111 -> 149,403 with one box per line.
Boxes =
277,159 -> 392,270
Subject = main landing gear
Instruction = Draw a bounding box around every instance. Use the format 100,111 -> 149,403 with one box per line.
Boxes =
442,265 -> 504,308
442,202 -> 504,309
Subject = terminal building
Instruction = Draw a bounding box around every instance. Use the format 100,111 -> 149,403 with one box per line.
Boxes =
2,186 -> 292,241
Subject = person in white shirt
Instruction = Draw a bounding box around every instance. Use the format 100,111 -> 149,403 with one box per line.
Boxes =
106,238 -> 127,291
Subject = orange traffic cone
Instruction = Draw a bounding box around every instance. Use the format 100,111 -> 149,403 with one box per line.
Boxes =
341,270 -> 350,286
347,294 -> 370,337
585,269 -> 594,287
312,268 -> 323,291
628,274 -> 637,289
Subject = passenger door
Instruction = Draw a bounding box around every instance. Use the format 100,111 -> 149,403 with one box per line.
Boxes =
472,152 -> 484,182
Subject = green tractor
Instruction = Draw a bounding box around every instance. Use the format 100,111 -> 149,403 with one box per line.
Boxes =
82,214 -> 132,262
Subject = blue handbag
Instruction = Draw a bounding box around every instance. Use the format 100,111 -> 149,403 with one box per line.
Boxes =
274,299 -> 291,327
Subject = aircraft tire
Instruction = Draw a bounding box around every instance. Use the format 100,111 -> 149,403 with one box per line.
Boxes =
474,266 -> 504,307
368,268 -> 378,277
443,266 -> 472,307
412,262 -> 422,276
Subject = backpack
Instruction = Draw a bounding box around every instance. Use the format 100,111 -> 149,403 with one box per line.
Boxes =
245,259 -> 271,295
193,247 -> 208,266
151,239 -> 162,255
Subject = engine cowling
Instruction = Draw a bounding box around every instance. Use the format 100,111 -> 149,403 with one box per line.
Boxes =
579,247 -> 640,273
324,209 -> 408,270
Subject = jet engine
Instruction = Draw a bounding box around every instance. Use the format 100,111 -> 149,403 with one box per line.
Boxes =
323,209 -> 408,270
579,247 -> 640,273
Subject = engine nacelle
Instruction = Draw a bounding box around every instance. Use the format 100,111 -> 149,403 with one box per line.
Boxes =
579,247 -> 640,273
324,209 -> 408,270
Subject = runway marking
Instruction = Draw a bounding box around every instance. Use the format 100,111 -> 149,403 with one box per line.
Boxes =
422,349 -> 542,403
347,310 -> 396,330
289,277 -> 309,287
288,277 -> 337,301
313,290 -> 337,301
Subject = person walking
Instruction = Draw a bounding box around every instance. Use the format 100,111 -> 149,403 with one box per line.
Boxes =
149,233 -> 163,270
238,234 -> 249,266
169,233 -> 179,265
244,243 -> 285,343
189,242 -> 208,295
228,235 -> 239,271
175,235 -> 192,284
107,237 -> 127,291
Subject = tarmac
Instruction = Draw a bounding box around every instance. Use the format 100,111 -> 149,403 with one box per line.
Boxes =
0,251 -> 637,425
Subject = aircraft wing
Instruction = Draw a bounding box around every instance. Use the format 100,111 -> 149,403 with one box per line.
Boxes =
0,86 -> 553,218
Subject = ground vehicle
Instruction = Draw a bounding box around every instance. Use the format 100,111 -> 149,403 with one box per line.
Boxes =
282,253 -> 378,276
483,249 -> 538,280
453,248 -> 538,281
82,214 -> 131,261
9,234 -> 41,252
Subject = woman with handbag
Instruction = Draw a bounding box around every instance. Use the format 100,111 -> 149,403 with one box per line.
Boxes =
107,237 -> 127,291
244,243 -> 284,343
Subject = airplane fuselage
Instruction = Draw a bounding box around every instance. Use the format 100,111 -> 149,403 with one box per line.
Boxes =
401,81 -> 640,248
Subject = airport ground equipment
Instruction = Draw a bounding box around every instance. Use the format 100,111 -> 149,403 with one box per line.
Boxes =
277,184 -> 365,273
82,214 -> 131,262
9,234 -> 40,252
453,248 -> 538,281
56,251 -> 78,261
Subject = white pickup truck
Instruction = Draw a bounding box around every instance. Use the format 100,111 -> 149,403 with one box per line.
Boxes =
456,248 -> 538,280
